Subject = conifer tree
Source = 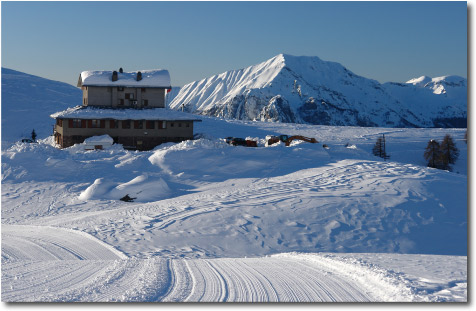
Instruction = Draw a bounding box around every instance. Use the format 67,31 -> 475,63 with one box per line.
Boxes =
372,134 -> 389,160
440,134 -> 459,170
31,129 -> 37,142
424,139 -> 442,169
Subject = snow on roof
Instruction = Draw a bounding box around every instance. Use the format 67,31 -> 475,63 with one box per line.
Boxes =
50,106 -> 202,121
78,70 -> 171,88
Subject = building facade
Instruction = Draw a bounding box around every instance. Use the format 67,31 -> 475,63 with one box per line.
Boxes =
51,69 -> 200,150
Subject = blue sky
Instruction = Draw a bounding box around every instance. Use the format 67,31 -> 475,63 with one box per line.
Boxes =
1,1 -> 467,87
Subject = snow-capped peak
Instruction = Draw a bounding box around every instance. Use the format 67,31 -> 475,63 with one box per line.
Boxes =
406,75 -> 432,86
169,54 -> 466,128
406,75 -> 467,95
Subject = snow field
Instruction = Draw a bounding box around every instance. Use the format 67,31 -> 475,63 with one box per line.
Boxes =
32,158 -> 464,258
1,119 -> 467,302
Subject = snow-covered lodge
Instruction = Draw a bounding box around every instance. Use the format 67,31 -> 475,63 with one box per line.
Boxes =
51,69 -> 200,150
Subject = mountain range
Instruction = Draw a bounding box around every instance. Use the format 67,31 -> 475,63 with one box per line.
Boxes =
169,54 -> 467,128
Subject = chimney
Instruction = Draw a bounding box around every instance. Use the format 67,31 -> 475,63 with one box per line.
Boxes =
119,67 -> 123,73
136,71 -> 142,81
112,71 -> 118,82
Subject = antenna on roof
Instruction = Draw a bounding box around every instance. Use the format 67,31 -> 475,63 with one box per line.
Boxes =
119,68 -> 123,73
136,71 -> 142,81
112,71 -> 118,81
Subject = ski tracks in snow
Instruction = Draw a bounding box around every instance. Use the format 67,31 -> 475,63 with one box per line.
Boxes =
1,225 -> 416,302
2,254 -> 416,302
1,224 -> 126,261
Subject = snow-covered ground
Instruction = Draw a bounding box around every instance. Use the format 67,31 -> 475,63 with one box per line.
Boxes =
1,116 -> 467,302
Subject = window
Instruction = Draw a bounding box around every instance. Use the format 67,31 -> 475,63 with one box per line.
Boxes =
72,119 -> 82,128
90,120 -> 101,128
186,122 -> 190,128
141,88 -> 146,93
118,99 -> 124,106
142,99 -> 149,107
56,119 -> 63,127
122,120 -> 131,129
158,121 -> 167,129
146,121 -> 155,129
125,93 -> 134,100
118,87 -> 124,91
110,120 -> 119,128
178,123 -> 182,127
170,122 -> 174,127
134,120 -> 143,129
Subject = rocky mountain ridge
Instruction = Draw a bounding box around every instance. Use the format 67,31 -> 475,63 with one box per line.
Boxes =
169,54 -> 467,128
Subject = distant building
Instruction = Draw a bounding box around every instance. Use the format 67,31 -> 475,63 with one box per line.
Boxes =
51,69 -> 200,150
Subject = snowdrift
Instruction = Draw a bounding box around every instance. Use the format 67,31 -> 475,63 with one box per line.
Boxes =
79,175 -> 170,202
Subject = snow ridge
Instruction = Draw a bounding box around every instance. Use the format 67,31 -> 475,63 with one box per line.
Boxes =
169,54 -> 466,128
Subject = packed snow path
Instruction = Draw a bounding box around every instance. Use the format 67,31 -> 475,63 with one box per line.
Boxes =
1,225 -> 126,261
1,224 -> 412,302
2,225 -> 465,302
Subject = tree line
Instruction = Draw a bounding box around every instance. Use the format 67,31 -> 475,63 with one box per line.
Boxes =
424,134 -> 460,171
372,132 -> 463,171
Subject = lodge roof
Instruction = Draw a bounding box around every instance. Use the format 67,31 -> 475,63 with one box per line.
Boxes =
50,106 -> 202,121
77,69 -> 171,88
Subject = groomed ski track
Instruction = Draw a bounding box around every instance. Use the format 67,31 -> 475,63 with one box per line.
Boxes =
2,224 -> 414,302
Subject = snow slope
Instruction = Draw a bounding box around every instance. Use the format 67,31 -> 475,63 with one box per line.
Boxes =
4,141 -> 465,258
1,68 -> 81,145
169,54 -> 466,128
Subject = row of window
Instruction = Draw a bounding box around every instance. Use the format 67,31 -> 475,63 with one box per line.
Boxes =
84,86 -> 149,93
117,87 -> 147,93
61,119 -> 190,130
117,99 -> 148,106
